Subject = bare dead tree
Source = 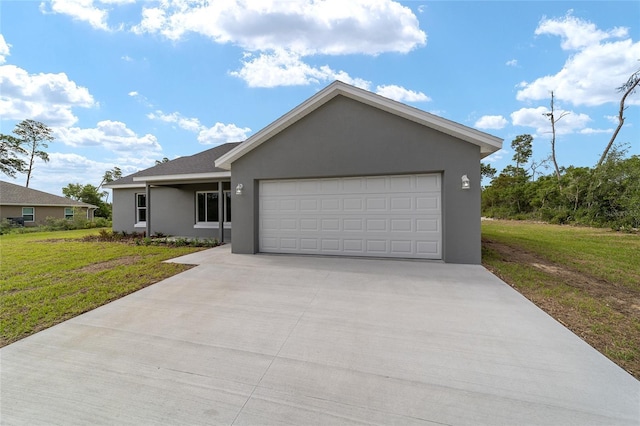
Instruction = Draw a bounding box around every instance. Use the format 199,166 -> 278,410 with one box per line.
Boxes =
544,91 -> 569,183
528,154 -> 551,181
597,68 -> 640,168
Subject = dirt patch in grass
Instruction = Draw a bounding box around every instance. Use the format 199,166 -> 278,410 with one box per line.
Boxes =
77,256 -> 144,273
483,238 -> 640,379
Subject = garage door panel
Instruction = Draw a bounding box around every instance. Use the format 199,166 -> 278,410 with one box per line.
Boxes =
391,240 -> 413,253
390,175 -> 413,191
416,174 -> 440,191
416,218 -> 439,232
343,240 -> 364,252
321,198 -> 340,211
300,239 -> 318,250
416,196 -> 439,212
343,218 -> 364,231
280,238 -> 298,249
299,199 -> 318,211
260,174 -> 441,259
321,218 -> 340,231
321,239 -> 340,251
390,197 -> 412,210
365,177 -> 387,192
343,198 -> 363,210
391,219 -> 412,232
300,219 -> 318,231
342,178 -> 363,192
280,199 -> 297,211
417,241 -> 440,255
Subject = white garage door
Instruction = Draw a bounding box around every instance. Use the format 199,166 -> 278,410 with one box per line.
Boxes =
259,174 -> 441,259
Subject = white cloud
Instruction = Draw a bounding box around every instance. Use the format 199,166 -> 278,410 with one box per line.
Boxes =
0,64 -> 95,126
47,1 -> 427,90
132,0 -> 426,56
518,14 -> 640,106
474,115 -> 508,130
230,49 -> 371,89
53,120 -> 162,155
605,114 -> 620,124
506,59 -> 518,67
375,85 -> 430,103
147,110 -> 251,145
121,55 -> 133,62
129,91 -> 153,107
147,110 -> 203,133
29,151 -> 145,196
197,123 -> 251,145
484,148 -> 507,163
511,106 -> 591,135
42,0 -> 110,31
535,13 -> 628,51
580,127 -> 613,135
0,34 -> 10,64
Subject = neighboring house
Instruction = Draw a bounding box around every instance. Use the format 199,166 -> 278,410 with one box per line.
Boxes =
106,81 -> 503,263
0,180 -> 97,226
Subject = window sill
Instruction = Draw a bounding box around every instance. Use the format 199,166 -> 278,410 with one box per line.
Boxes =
194,223 -> 219,229
134,222 -> 146,228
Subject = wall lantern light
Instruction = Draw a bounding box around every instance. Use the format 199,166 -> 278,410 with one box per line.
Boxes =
461,175 -> 470,190
235,183 -> 244,195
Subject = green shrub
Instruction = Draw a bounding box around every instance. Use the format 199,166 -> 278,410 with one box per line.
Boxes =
0,219 -> 14,235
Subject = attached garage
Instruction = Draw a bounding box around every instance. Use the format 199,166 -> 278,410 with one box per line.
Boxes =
259,174 -> 441,259
216,81 -> 502,264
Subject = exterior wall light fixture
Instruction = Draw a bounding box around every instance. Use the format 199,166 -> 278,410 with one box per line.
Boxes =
461,175 -> 470,190
235,183 -> 244,195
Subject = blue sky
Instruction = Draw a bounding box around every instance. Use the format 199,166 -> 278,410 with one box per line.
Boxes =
1,0 -> 638,196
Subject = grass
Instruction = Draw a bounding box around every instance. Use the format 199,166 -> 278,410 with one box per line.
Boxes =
482,220 -> 640,289
482,220 -> 640,378
0,229 -> 208,346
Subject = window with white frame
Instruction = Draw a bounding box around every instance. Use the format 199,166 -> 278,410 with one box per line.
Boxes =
22,207 -> 34,222
196,191 -> 219,225
136,193 -> 146,223
65,207 -> 74,220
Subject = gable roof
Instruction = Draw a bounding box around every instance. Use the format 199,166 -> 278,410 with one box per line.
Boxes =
104,142 -> 241,188
0,181 -> 98,208
216,80 -> 503,170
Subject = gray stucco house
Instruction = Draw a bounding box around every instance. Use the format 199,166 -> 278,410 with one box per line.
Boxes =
106,81 -> 502,263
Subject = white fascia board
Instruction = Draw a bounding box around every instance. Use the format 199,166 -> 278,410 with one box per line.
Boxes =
215,80 -> 503,169
103,183 -> 145,189
132,171 -> 231,184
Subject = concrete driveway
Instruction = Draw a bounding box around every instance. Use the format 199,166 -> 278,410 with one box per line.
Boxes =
1,246 -> 638,425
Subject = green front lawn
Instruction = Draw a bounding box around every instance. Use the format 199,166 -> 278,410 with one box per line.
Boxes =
0,229 -> 207,346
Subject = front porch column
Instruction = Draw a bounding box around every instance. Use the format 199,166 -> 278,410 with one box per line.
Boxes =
218,180 -> 224,243
145,184 -> 151,237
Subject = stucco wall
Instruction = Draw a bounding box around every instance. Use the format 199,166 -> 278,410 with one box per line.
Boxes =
0,205 -> 93,226
112,184 -> 231,241
230,95 -> 482,264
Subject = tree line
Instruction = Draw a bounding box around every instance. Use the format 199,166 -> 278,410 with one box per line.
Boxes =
481,135 -> 639,230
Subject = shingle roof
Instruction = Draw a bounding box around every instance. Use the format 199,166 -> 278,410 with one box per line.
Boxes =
106,142 -> 241,187
0,180 -> 98,208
